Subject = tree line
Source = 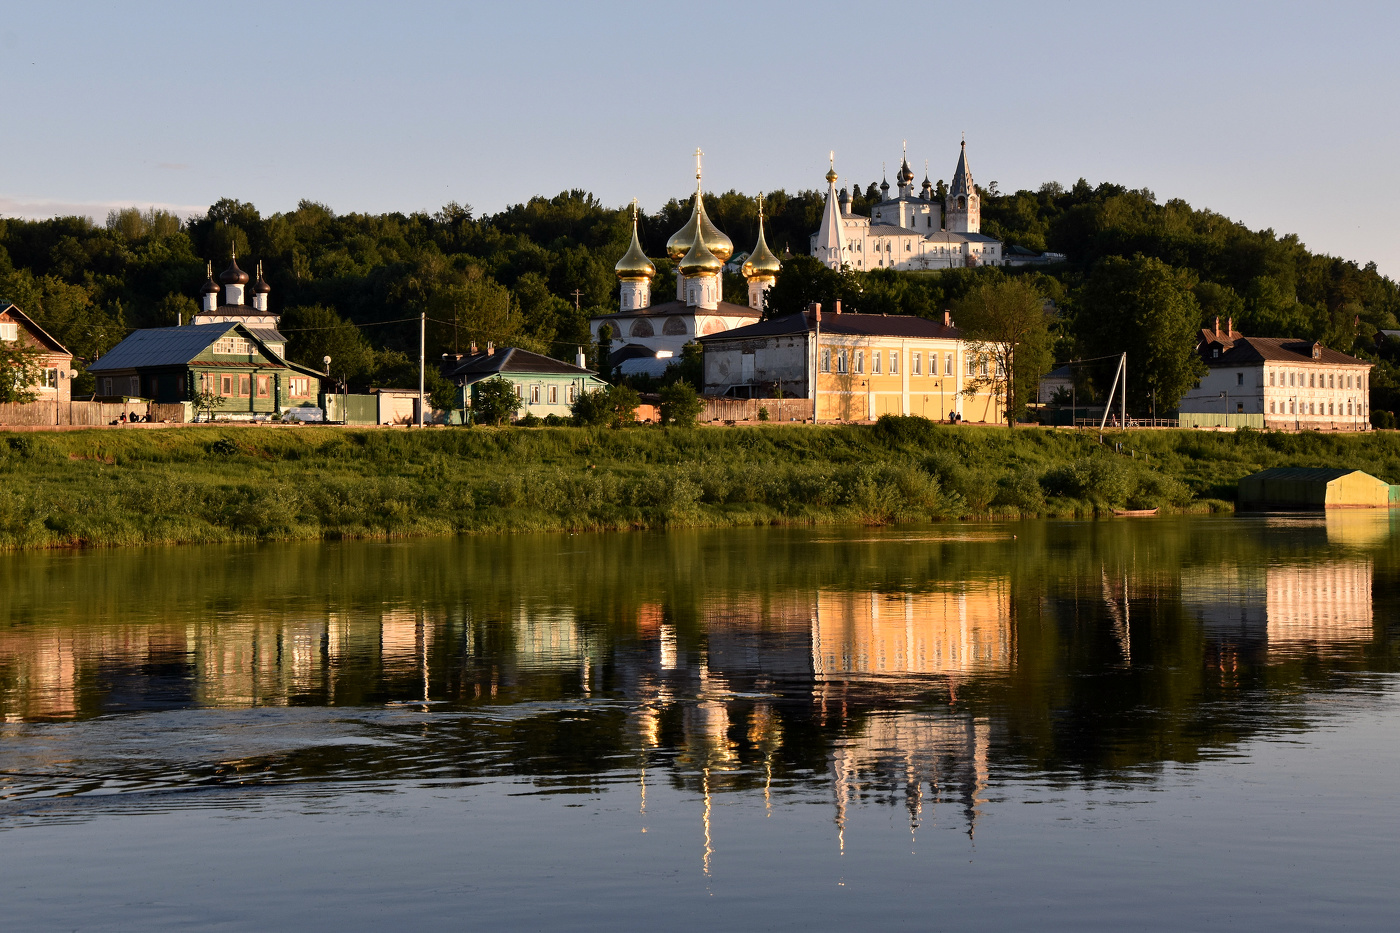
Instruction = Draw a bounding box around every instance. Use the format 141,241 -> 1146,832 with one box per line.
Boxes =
1,178 -> 1397,417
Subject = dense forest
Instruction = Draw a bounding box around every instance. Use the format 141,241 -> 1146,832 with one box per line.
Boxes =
2,176 -> 1399,415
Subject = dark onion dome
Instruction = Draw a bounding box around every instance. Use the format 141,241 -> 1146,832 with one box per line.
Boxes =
253,261 -> 272,294
200,261 -> 219,294
219,253 -> 249,285
897,156 -> 915,185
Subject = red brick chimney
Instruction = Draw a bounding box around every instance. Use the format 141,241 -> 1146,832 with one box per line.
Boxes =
486,341 -> 494,356
808,302 -> 821,323
1214,316 -> 1220,337
833,300 -> 842,314
1227,317 -> 1233,337
943,310 -> 952,327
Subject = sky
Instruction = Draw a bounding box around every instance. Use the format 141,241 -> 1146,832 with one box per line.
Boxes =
4,1 -> 1399,276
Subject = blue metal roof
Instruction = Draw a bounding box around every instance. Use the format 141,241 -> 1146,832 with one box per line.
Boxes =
87,322 -> 238,372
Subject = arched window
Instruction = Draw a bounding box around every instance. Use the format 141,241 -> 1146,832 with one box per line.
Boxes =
662,317 -> 688,336
630,319 -> 655,337
958,196 -> 966,209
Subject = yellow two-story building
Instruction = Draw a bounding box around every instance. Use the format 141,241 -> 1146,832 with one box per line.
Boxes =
697,304 -> 1005,423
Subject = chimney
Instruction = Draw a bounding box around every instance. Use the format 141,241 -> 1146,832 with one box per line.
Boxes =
177,312 -> 183,327
486,341 -> 494,356
808,302 -> 821,323
470,341 -> 478,354
833,300 -> 842,315
1214,316 -> 1220,336
1226,317 -> 1233,336
942,310 -> 951,327
576,346 -> 586,369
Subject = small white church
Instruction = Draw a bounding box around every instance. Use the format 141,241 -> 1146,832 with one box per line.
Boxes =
811,140 -> 1003,271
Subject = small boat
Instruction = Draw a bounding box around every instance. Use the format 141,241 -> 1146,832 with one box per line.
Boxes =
1112,508 -> 1159,517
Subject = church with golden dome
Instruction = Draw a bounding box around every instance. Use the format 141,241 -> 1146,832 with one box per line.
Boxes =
590,151 -> 780,377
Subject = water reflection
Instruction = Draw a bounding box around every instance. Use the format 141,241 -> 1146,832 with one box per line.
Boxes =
1,517 -> 1397,845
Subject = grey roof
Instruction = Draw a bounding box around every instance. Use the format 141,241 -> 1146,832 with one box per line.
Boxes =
87,322 -> 239,372
449,347 -> 596,382
949,142 -> 973,197
593,299 -> 759,321
1200,335 -> 1369,367
698,310 -> 962,343
246,327 -> 288,346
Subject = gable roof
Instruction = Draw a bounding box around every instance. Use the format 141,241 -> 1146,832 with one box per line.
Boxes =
448,347 -> 596,380
1200,335 -> 1369,367
697,310 -> 963,343
86,322 -> 310,373
0,303 -> 72,356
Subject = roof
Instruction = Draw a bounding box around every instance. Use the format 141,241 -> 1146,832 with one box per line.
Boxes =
698,310 -> 963,343
592,299 -> 760,321
949,141 -> 974,197
618,357 -> 677,379
87,322 -> 305,373
245,327 -> 288,346
0,303 -> 72,356
1201,335 -> 1369,367
448,347 -> 595,380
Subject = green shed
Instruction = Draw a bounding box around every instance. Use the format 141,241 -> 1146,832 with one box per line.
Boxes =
1237,467 -> 1395,510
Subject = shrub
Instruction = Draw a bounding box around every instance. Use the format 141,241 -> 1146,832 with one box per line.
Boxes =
757,406 -> 770,422
659,382 -> 703,427
472,377 -> 521,426
517,413 -> 543,428
571,389 -> 611,427
1372,410 -> 1395,430
993,466 -> 1046,513
605,384 -> 641,427
209,438 -> 238,456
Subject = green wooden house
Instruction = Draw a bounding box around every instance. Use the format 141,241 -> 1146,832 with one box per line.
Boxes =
86,322 -> 327,418
448,345 -> 606,421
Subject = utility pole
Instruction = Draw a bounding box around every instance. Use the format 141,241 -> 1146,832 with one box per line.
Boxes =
418,311 -> 425,428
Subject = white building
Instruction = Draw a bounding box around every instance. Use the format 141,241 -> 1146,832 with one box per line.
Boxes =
192,254 -> 286,357
590,153 -> 781,373
1178,320 -> 1372,430
811,141 -> 1003,272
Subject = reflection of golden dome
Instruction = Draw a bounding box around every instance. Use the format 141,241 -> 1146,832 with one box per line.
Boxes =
666,178 -> 733,262
741,198 -> 781,280
679,222 -> 723,277
615,204 -> 656,281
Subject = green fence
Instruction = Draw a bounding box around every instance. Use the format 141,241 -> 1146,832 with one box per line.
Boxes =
1178,412 -> 1265,429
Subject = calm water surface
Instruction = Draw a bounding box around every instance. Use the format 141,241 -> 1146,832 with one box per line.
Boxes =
2,516 -> 1398,931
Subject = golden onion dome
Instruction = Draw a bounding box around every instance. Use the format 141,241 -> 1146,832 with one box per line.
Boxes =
679,222 -> 723,277
665,182 -> 733,262
741,200 -> 781,280
615,205 -> 656,281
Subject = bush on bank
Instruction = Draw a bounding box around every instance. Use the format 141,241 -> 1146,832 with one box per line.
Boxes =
3,417 -> 1399,549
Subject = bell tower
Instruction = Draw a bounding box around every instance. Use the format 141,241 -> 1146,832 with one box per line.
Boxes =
945,138 -> 979,234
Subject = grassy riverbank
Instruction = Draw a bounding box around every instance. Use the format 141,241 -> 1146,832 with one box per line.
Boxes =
4,419 -> 1400,549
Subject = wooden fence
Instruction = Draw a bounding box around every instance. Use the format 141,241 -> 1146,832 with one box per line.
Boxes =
0,401 -> 188,427
700,397 -> 815,423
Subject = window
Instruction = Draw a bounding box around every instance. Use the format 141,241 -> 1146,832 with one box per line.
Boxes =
945,353 -> 954,375
530,385 -> 541,404
855,349 -> 864,374
913,352 -> 922,376
836,350 -> 848,374
1270,371 -> 1275,386
1237,403 -> 1244,413
290,377 -> 311,397
129,376 -> 139,396
1270,401 -> 1276,414
102,377 -> 113,396
1290,372 -> 1295,387
1309,373 -> 1315,388
256,376 -> 269,398
221,375 -> 234,396
1237,372 -> 1244,386
212,336 -> 254,356
568,385 -> 577,403
1348,399 -> 1353,415
1309,402 -> 1315,415
238,375 -> 250,397
967,356 -> 976,376
821,348 -> 831,373
1328,374 -> 1334,389
514,384 -> 523,398
872,351 -> 881,375
1329,402 -> 1334,416
548,385 -> 558,404
979,358 -> 989,377
889,351 -> 898,374
0,321 -> 16,342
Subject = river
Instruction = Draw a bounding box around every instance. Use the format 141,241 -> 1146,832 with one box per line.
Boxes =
2,515 -> 1397,930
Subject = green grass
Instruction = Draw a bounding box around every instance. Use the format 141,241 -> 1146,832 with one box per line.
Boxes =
2,419 -> 1399,550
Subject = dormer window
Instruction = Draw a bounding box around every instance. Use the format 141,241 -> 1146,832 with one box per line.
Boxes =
1212,348 -> 1219,358
1312,343 -> 1323,360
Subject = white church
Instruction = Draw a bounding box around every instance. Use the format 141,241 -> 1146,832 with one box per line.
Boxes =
811,140 -> 1003,271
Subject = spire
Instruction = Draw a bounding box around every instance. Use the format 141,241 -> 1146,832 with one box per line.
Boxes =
814,157 -> 849,270
950,138 -> 973,197
615,199 -> 656,281
742,193 -> 781,282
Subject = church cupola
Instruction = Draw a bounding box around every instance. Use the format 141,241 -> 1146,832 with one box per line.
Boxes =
615,200 -> 656,312
741,194 -> 781,311
252,261 -> 272,312
946,138 -> 980,234
665,149 -> 733,302
200,261 -> 220,312
839,186 -> 851,214
896,142 -> 915,198
813,153 -> 849,270
921,160 -> 933,201
219,251 -> 250,306
679,213 -> 723,311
